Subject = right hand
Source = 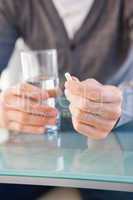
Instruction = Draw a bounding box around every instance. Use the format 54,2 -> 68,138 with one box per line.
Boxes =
0,83 -> 57,134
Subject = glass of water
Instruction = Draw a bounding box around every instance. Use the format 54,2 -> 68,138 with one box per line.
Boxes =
21,49 -> 60,133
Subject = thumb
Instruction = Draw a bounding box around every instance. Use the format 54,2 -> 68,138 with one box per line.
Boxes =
71,76 -> 80,82
81,79 -> 103,102
82,78 -> 102,87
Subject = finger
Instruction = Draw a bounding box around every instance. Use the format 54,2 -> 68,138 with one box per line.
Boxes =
72,118 -> 109,139
71,76 -> 79,82
102,85 -> 122,103
65,79 -> 103,102
47,88 -> 61,98
8,121 -> 45,134
68,94 -> 121,120
65,78 -> 101,87
8,83 -> 49,100
65,80 -> 122,103
70,105 -> 115,132
4,95 -> 57,117
7,110 -> 56,126
0,104 -> 9,128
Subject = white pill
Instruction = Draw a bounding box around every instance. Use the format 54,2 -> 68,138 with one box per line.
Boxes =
65,72 -> 72,81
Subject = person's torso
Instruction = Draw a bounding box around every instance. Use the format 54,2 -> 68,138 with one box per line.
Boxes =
13,0 -> 132,85
52,0 -> 94,39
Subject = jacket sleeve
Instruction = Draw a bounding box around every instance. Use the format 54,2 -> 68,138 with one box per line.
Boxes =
116,51 -> 133,128
115,0 -> 133,128
0,0 -> 19,74
116,82 -> 133,127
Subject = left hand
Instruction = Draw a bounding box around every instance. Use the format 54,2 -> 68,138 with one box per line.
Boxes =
65,78 -> 122,139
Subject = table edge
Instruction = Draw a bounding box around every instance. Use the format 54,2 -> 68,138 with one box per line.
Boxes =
0,176 -> 133,192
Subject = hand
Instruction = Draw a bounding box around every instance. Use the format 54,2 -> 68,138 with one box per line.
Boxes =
0,83 -> 57,134
65,78 -> 122,139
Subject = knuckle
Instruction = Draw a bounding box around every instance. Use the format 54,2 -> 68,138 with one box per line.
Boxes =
69,104 -> 73,113
114,107 -> 122,118
99,131 -> 109,139
108,121 -> 115,130
92,102 -> 100,111
118,90 -> 123,102
76,109 -> 82,119
19,113 -> 28,123
86,78 -> 95,82
22,99 -> 31,111
18,112 -> 24,122
112,86 -> 123,101
108,106 -> 122,119
83,112 -> 89,121
89,127 -> 109,139
37,127 -> 44,134
116,90 -> 123,103
80,99 -> 88,110
0,91 -> 10,104
17,123 -> 23,131
10,122 -> 23,131
85,78 -> 98,85
75,122 -> 80,131
73,120 -> 81,131
104,121 -> 114,131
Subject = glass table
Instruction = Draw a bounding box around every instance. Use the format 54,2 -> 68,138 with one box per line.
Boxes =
0,122 -> 133,192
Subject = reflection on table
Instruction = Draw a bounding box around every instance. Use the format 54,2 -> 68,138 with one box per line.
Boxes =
0,122 -> 133,185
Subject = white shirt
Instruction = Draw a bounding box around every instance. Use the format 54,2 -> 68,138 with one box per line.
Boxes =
52,0 -> 94,39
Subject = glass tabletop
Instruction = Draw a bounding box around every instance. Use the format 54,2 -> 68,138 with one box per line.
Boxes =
0,122 -> 133,185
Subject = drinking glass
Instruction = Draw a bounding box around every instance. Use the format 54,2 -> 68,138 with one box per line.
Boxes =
21,49 -> 60,133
